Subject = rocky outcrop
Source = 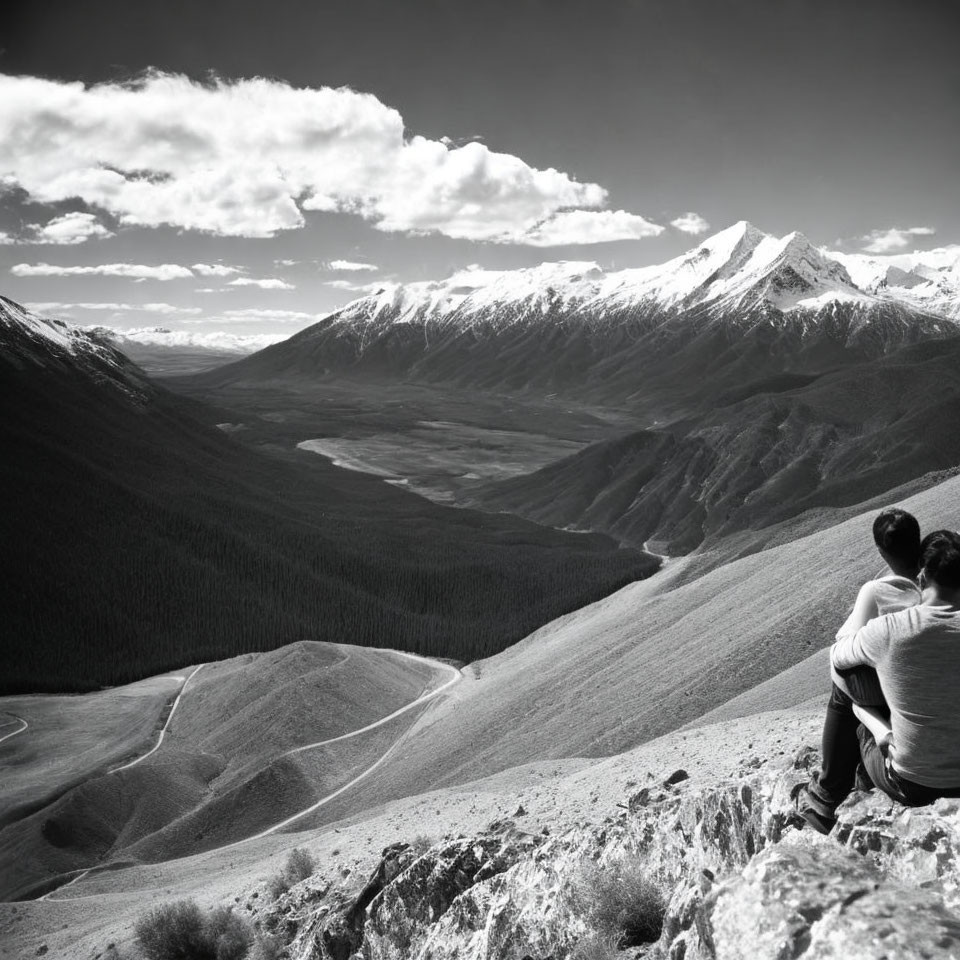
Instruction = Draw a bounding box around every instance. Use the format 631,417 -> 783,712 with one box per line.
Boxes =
708,841 -> 960,960
265,752 -> 960,960
833,792 -> 960,911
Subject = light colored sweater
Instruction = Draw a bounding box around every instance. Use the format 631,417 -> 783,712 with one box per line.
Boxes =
830,574 -> 922,692
832,603 -> 960,788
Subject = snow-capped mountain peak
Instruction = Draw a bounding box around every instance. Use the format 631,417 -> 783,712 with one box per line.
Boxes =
700,229 -> 860,312
0,296 -> 149,398
0,295 -> 108,358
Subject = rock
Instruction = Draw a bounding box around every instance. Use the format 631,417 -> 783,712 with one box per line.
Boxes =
666,770 -> 690,787
416,854 -> 586,960
627,785 -> 670,812
709,841 -> 960,959
363,836 -> 537,960
834,791 -> 960,910
512,804 -> 527,817
269,747 -> 960,960
315,843 -> 415,959
659,874 -> 715,960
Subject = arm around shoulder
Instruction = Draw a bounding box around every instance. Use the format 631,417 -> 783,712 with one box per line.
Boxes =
831,613 -> 890,671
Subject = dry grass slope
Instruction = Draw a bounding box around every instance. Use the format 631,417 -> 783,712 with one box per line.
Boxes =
307,473 -> 960,822
0,642 -> 445,900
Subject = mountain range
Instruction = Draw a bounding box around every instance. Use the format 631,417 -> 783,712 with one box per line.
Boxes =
198,222 -> 959,415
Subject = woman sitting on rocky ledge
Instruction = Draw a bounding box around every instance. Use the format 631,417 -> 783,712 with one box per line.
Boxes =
797,523 -> 960,832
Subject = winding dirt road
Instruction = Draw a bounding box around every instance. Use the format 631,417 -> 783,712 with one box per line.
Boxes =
38,649 -> 460,900
108,663 -> 206,774
0,713 -> 28,746
236,650 -> 461,844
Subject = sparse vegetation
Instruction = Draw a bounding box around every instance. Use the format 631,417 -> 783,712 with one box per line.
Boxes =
248,933 -> 283,960
568,854 -> 667,949
408,835 -> 433,858
568,931 -> 621,960
134,900 -> 253,960
268,847 -> 316,900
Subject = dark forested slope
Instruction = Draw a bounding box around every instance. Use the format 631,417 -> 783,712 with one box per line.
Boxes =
1,298 -> 657,693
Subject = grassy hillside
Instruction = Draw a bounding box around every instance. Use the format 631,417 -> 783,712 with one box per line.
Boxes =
0,642 -> 442,900
0,672 -> 184,830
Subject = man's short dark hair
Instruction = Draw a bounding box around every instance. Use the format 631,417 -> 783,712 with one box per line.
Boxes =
873,507 -> 921,568
922,529 -> 960,591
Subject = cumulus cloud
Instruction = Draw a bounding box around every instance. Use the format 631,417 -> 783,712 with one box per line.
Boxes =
862,226 -> 936,254
27,211 -> 114,244
12,262 -> 194,280
191,262 -> 242,276
328,259 -> 379,271
516,209 -> 664,247
0,230 -> 13,244
670,212 -> 711,235
227,276 -> 295,290
0,71 -> 658,244
325,279 -> 384,293
29,301 -> 202,315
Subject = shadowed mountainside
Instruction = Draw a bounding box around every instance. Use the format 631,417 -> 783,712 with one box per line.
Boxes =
192,295 -> 951,419
1,297 -> 658,694
464,337 -> 960,552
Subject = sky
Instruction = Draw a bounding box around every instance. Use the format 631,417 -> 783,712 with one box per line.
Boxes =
1,0 -> 958,342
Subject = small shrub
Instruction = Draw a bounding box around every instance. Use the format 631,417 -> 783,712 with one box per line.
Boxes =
135,899 -> 253,960
568,931 -> 620,960
268,847 -> 316,900
266,874 -> 291,901
206,906 -> 253,960
249,933 -> 282,960
408,835 -> 433,858
284,847 -> 315,884
568,855 -> 666,948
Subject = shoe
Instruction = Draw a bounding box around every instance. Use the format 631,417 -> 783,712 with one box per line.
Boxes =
790,782 -> 837,835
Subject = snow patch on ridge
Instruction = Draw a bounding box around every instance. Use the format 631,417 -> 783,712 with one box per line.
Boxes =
828,249 -> 960,321
0,296 -> 150,401
0,295 -> 98,357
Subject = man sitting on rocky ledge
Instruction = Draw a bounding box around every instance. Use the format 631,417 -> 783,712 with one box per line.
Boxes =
797,524 -> 960,832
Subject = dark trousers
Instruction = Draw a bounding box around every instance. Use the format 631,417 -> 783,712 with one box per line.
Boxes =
854,724 -> 957,806
811,682 -> 960,811
810,683 -> 866,808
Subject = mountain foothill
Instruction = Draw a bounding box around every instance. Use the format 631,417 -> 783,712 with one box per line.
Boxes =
3,222 -> 960,946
